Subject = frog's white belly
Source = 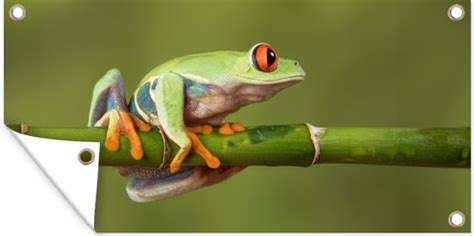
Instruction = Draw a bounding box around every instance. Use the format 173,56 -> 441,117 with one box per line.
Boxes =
184,94 -> 241,126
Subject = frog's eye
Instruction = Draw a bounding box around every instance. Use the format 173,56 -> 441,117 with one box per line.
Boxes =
252,43 -> 279,72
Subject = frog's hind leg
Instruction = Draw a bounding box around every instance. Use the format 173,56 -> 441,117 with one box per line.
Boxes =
118,165 -> 246,202
88,69 -> 151,160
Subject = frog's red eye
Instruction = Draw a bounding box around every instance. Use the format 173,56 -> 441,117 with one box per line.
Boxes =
252,44 -> 279,72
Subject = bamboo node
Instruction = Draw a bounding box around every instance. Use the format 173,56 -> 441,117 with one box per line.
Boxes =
306,123 -> 325,165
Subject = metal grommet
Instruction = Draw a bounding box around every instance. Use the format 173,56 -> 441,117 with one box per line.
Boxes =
448,211 -> 465,228
447,4 -> 465,21
78,148 -> 95,165
9,4 -> 26,22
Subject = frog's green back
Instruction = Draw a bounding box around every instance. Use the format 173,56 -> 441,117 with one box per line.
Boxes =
136,44 -> 306,87
138,51 -> 244,86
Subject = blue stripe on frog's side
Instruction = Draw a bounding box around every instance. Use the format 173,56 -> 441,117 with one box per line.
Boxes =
183,78 -> 209,97
129,81 -> 157,123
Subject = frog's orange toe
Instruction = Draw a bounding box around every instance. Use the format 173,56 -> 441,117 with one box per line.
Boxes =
105,135 -> 120,151
201,124 -> 213,135
128,128 -> 144,160
104,113 -> 120,151
170,162 -> 181,173
231,122 -> 246,132
219,123 -> 234,135
130,146 -> 143,160
206,157 -> 221,169
130,115 -> 151,132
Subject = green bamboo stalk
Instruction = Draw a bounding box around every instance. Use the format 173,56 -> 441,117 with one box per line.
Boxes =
318,127 -> 470,168
7,124 -> 470,168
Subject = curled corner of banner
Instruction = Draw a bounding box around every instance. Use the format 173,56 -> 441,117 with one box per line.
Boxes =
6,126 -> 100,230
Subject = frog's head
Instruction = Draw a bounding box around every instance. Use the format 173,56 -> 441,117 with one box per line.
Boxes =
229,43 -> 306,103
174,43 -> 305,105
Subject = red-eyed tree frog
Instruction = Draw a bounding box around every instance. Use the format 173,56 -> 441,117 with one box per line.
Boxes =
88,43 -> 305,202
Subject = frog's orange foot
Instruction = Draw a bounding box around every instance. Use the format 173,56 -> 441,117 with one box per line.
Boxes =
219,122 -> 245,136
169,127 -> 221,173
95,109 -> 151,160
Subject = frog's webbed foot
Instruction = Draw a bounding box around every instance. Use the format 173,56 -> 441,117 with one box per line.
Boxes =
95,110 -> 151,160
169,127 -> 221,173
120,165 -> 246,202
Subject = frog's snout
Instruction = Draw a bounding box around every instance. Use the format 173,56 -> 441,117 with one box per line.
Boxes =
292,60 -> 306,79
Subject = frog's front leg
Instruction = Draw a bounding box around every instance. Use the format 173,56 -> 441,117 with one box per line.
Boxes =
153,72 -> 221,173
88,69 -> 151,160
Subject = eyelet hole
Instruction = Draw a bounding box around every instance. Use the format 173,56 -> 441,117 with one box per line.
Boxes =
9,4 -> 26,22
448,211 -> 465,228
78,149 -> 95,165
448,4 -> 465,21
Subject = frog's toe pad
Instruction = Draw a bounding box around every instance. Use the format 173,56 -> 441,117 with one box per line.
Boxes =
201,125 -> 213,135
124,166 -> 245,202
219,123 -> 234,135
230,122 -> 246,132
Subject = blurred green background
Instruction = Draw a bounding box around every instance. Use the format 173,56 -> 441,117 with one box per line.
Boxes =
4,0 -> 470,232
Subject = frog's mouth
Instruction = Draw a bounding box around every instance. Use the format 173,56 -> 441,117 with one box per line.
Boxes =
122,166 -> 244,202
234,75 -> 304,103
243,75 -> 305,85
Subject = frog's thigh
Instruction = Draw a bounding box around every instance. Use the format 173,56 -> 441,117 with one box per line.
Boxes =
153,73 -> 189,147
152,73 -> 192,172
